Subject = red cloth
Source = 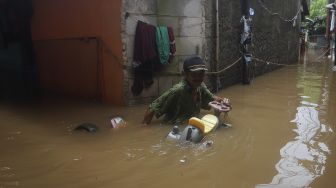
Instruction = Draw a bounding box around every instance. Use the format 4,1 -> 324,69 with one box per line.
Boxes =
167,27 -> 176,60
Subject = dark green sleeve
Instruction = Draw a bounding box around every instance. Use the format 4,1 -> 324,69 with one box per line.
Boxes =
149,87 -> 180,118
200,83 -> 214,109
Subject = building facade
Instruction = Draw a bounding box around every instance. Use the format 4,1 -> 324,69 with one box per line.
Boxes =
0,0 -> 302,105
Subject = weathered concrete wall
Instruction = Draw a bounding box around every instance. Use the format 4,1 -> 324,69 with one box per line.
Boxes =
122,0 -> 158,105
203,0 -> 217,91
217,0 -> 242,89
121,0 -> 301,105
216,0 -> 301,89
156,0 -> 210,90
252,0 -> 301,76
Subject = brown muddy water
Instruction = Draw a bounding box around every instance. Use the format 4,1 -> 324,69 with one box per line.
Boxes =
0,49 -> 335,188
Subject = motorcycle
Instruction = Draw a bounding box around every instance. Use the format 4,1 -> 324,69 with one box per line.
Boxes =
166,101 -> 231,143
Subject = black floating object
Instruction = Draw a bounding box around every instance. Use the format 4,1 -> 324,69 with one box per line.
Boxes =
74,123 -> 99,133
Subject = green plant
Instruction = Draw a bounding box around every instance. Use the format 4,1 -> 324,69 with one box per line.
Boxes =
310,0 -> 327,19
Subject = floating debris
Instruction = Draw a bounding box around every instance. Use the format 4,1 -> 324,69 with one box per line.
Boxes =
180,156 -> 187,163
110,116 -> 126,128
73,123 -> 99,133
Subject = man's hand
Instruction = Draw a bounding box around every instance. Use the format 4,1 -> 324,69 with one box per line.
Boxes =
142,108 -> 154,125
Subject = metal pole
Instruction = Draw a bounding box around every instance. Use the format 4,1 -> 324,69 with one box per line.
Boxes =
216,0 -> 220,92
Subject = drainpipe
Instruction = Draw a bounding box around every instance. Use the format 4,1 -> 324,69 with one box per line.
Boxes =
215,0 -> 220,92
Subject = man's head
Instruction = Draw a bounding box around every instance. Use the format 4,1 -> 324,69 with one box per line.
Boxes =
183,56 -> 207,89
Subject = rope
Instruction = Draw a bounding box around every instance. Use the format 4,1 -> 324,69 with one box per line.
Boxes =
164,56 -> 304,76
258,0 -> 301,23
314,47 -> 331,61
127,12 -> 201,19
252,57 -> 299,67
207,57 -> 242,75
156,57 -> 242,76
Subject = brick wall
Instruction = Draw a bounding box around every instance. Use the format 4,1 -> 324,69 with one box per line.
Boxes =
122,0 -> 208,105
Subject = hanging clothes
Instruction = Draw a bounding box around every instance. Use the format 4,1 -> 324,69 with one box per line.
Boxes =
326,3 -> 336,36
240,16 -> 252,45
132,20 -> 161,96
167,26 -> 176,62
133,20 -> 157,67
156,26 -> 170,65
331,10 -> 336,32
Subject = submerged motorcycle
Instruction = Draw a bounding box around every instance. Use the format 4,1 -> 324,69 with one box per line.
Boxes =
166,101 -> 231,143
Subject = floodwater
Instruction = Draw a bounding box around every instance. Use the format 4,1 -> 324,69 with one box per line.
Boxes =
0,49 -> 335,188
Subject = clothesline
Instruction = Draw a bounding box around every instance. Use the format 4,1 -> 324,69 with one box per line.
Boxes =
253,57 -> 299,67
126,12 -> 202,19
127,18 -> 210,31
258,0 -> 301,23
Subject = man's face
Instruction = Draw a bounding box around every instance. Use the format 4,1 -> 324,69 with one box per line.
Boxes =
185,70 -> 205,89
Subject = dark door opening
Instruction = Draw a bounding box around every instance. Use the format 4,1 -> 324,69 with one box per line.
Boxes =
0,0 -> 37,100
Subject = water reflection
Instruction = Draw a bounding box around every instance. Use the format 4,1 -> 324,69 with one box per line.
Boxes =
256,62 -> 333,188
257,105 -> 331,188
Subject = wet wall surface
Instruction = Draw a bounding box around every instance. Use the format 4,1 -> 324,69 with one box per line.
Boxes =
0,49 -> 335,188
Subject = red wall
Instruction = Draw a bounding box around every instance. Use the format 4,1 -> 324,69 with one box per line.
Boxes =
31,0 -> 124,105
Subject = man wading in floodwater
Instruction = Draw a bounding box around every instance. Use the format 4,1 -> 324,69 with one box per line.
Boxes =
142,56 -> 231,125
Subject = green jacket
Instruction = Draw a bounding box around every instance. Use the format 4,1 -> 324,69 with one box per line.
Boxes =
149,80 -> 214,124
